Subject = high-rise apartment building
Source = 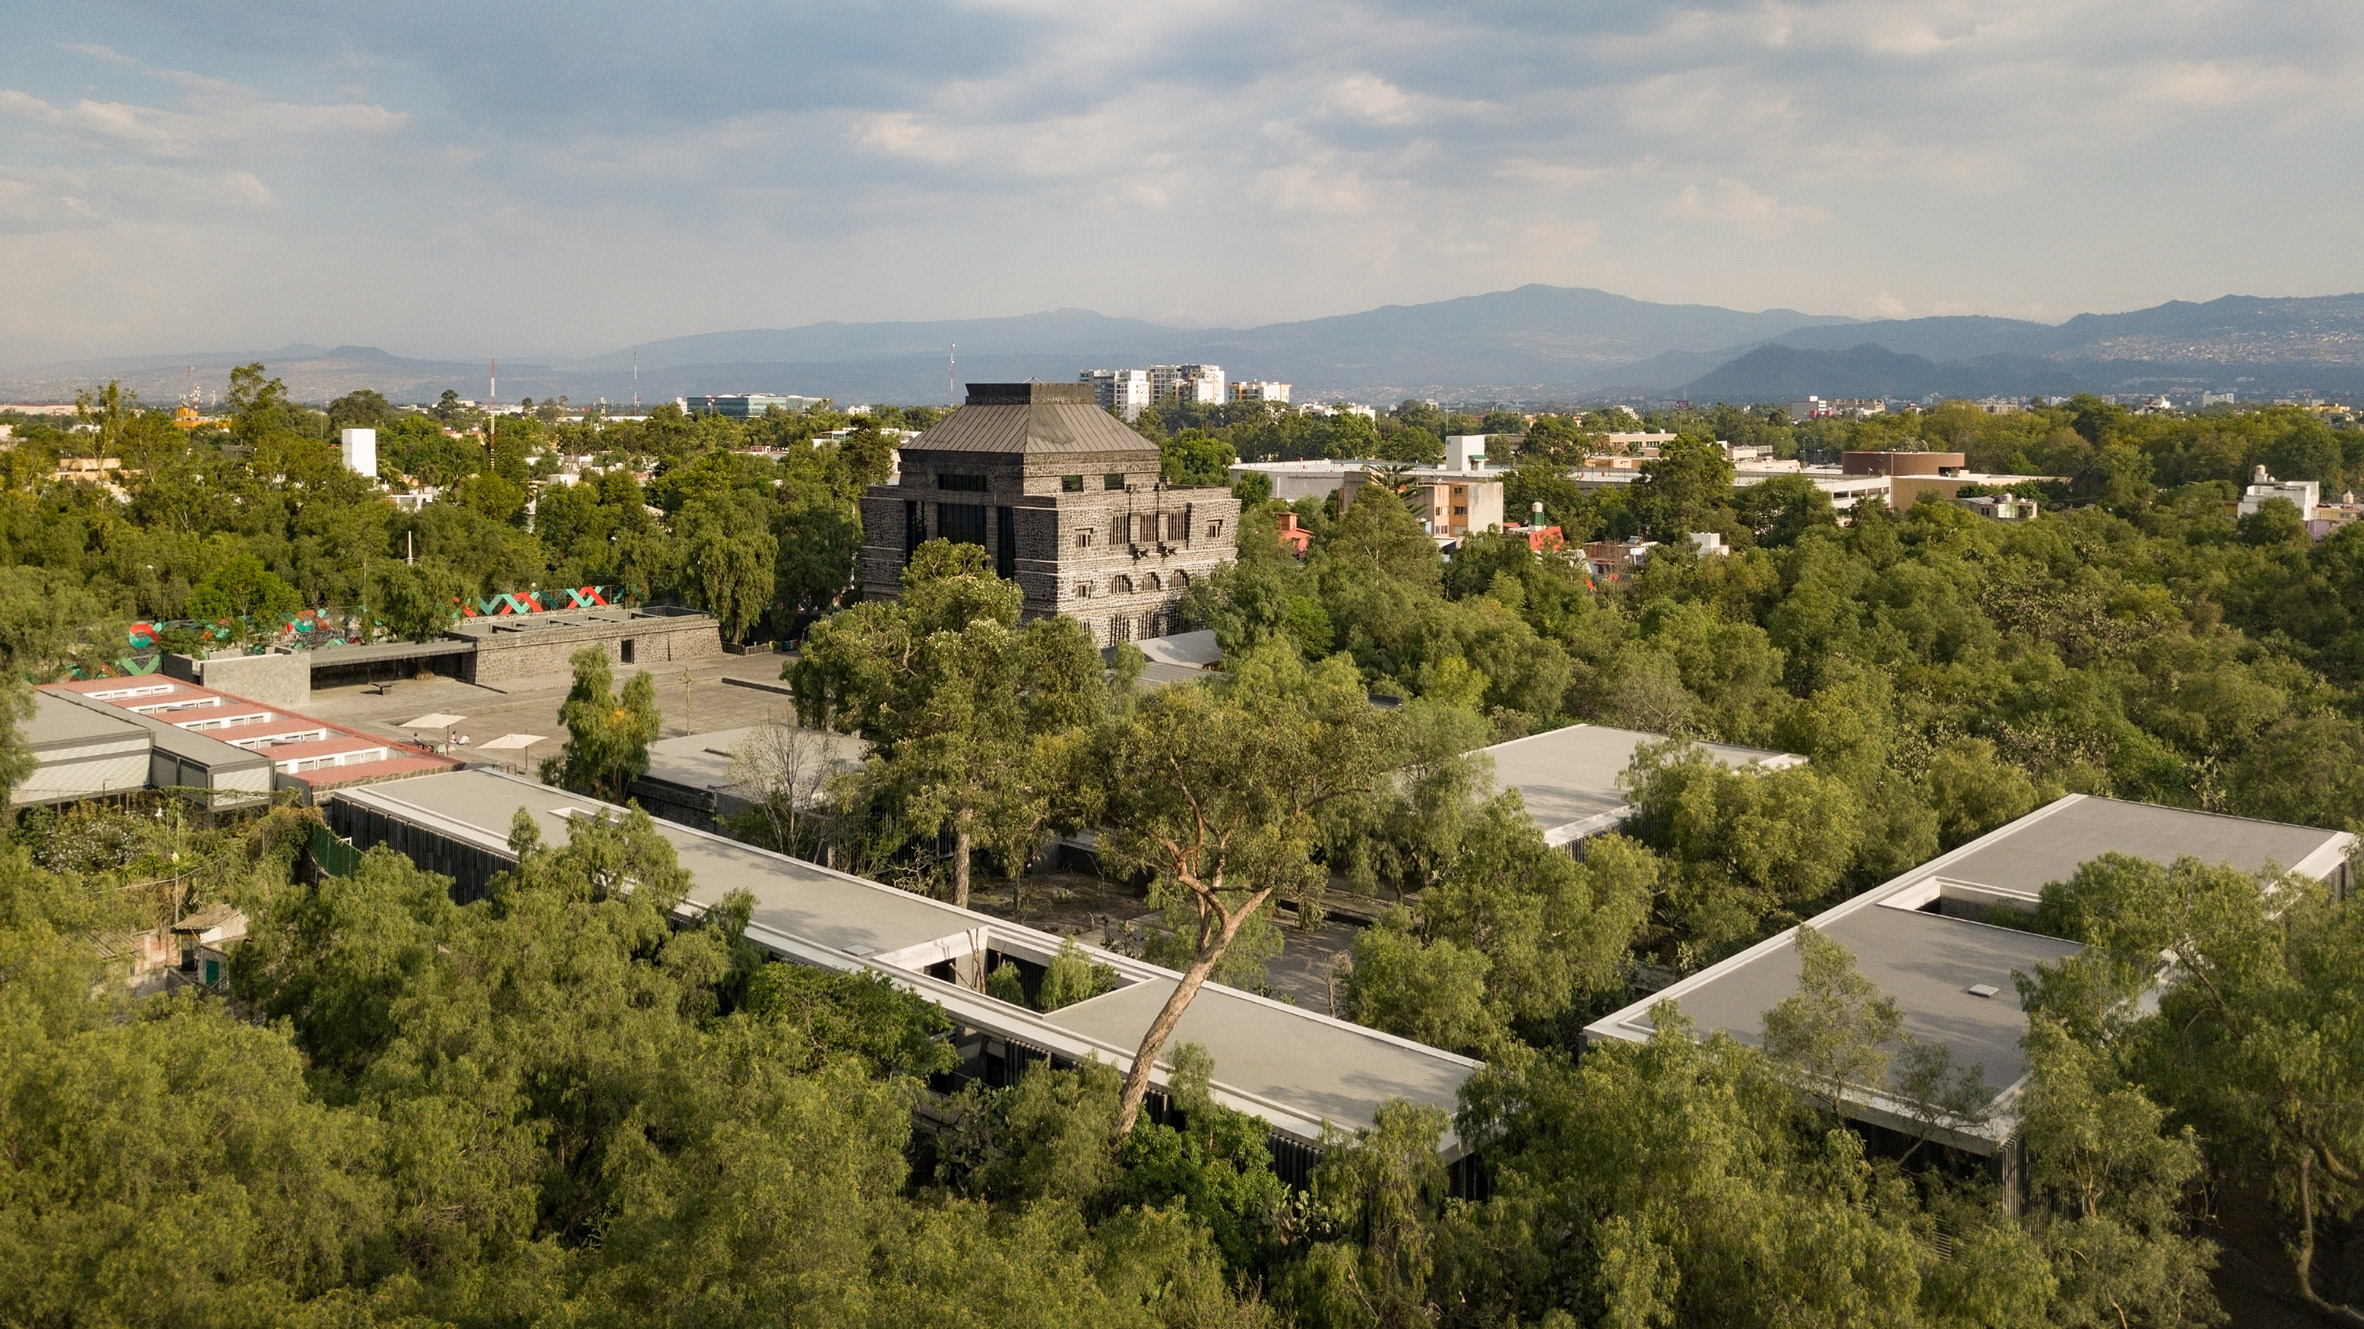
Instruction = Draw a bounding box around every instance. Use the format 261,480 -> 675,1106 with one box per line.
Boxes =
1229,380 -> 1291,405
1149,364 -> 1226,408
1080,368 -> 1155,421
859,383 -> 1240,647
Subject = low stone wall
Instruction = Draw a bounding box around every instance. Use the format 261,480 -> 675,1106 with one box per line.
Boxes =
165,651 -> 311,708
463,611 -> 722,684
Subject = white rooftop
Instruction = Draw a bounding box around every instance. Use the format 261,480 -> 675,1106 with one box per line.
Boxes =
334,769 -> 1476,1147
1479,722 -> 1807,846
1585,794 -> 2355,1153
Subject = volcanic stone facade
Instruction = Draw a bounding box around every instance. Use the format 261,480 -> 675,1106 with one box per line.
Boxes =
449,607 -> 722,684
859,383 -> 1240,646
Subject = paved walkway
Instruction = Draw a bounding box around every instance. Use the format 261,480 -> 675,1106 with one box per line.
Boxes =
303,652 -> 801,776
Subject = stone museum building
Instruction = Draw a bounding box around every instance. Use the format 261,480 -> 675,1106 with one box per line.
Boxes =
858,382 -> 1241,645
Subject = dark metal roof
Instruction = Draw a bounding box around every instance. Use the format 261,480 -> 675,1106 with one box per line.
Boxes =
903,400 -> 1157,459
966,382 -> 1093,406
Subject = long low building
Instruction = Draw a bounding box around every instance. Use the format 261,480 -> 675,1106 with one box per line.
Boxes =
1584,794 -> 2355,1185
1476,722 -> 1807,846
27,677 -> 461,809
327,768 -> 1479,1171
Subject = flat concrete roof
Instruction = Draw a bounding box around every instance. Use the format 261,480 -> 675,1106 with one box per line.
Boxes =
1624,904 -> 2079,1100
1045,978 -> 1468,1131
640,725 -> 868,798
1934,795 -> 2350,894
304,638 -> 475,669
25,690 -> 148,750
1586,793 -> 2357,1150
1130,629 -> 1221,669
335,769 -> 1476,1142
1479,723 -> 1805,845
447,607 -> 713,639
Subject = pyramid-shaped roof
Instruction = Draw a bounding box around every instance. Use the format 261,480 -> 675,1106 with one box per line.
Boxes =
902,382 -> 1157,459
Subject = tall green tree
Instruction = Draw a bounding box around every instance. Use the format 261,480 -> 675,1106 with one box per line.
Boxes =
543,645 -> 662,801
2030,853 -> 2364,1321
790,541 -> 1106,908
681,499 -> 779,643
1760,925 -> 1904,1121
369,558 -> 465,643
1094,642 -> 1392,1134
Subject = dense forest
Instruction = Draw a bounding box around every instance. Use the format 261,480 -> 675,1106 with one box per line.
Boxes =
1,377 -> 2361,1325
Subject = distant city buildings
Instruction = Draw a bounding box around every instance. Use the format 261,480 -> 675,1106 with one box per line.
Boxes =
1248,437 -> 1512,542
1080,369 -> 1155,421
1788,396 -> 1886,420
2233,466 -> 2363,541
2239,466 -> 2320,522
1957,493 -> 2040,521
1229,380 -> 1291,405
1151,364 -> 1226,408
1079,365 -> 1245,419
338,428 -> 376,478
679,393 -> 824,418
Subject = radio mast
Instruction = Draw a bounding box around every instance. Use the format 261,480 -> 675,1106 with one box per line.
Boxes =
632,351 -> 641,409
948,343 -> 955,408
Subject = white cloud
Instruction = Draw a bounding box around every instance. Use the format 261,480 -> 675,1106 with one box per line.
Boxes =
853,111 -> 959,164
1664,179 -> 1830,231
0,65 -> 405,161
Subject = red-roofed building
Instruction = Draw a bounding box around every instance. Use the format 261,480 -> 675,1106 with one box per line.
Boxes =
1275,511 -> 1313,558
1502,522 -> 1566,554
44,677 -> 462,804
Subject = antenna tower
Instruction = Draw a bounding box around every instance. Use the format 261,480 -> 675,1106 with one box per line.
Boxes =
632,351 -> 641,409
948,342 -> 956,408
489,358 -> 497,408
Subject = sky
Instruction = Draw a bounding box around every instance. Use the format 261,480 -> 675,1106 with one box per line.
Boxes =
1,0 -> 2360,364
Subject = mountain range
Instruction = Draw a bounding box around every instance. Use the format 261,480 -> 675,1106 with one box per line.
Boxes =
9,288 -> 2364,408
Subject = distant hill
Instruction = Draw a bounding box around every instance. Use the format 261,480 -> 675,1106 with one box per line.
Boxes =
0,286 -> 1853,406
1685,294 -> 2364,402
12,288 -> 2364,407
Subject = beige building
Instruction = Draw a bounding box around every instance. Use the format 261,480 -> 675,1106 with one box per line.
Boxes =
858,383 -> 1240,646
1338,439 -> 1509,540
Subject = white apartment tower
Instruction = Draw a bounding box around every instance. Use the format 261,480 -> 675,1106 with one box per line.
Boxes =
1150,364 -> 1226,408
1080,369 -> 1155,422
